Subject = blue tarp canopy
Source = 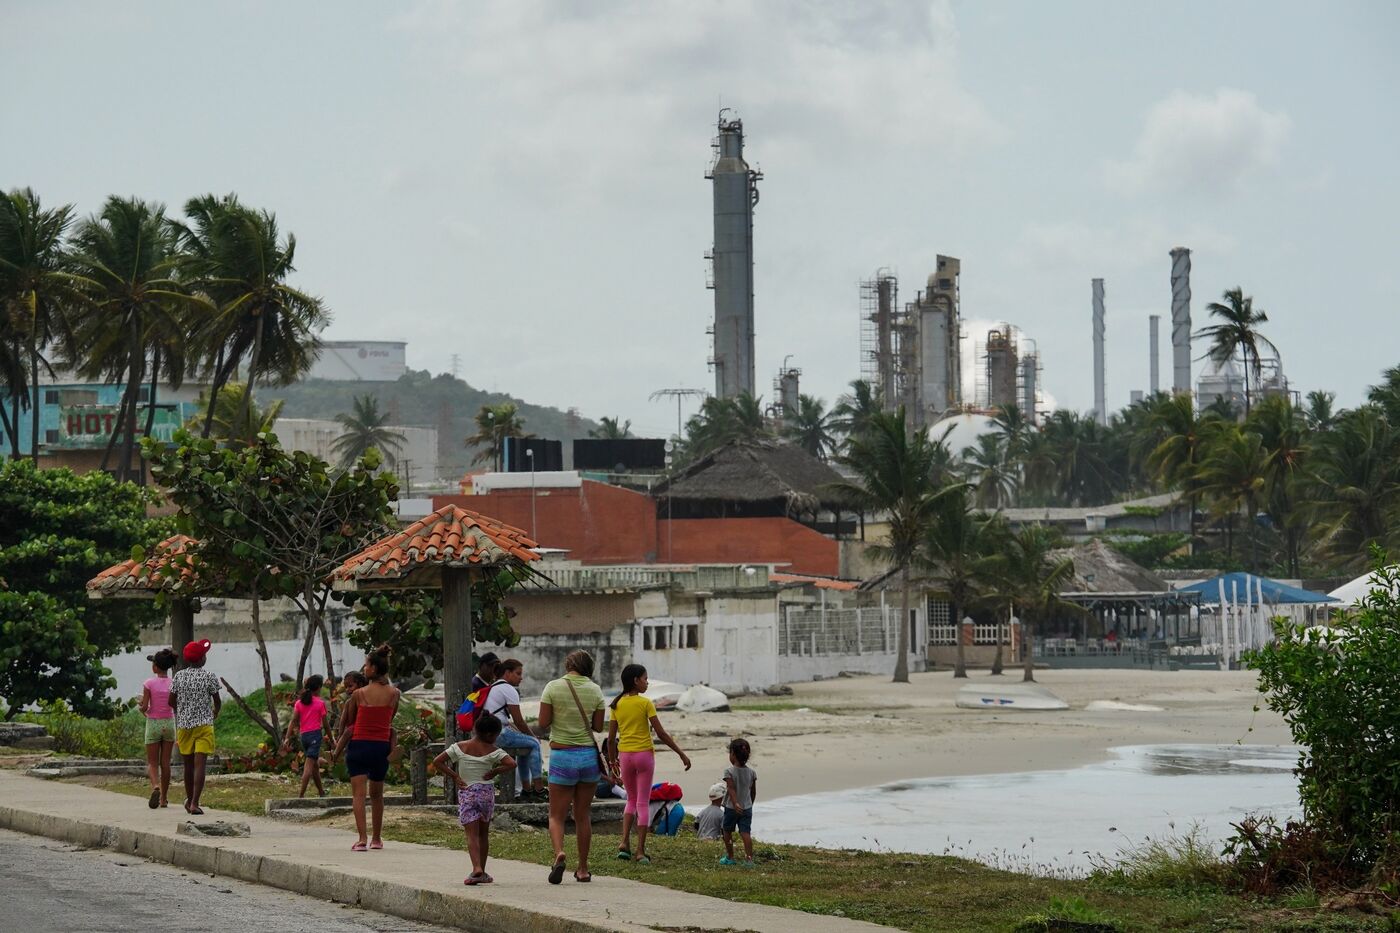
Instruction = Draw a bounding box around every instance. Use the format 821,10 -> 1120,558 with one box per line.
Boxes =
1176,572 -> 1338,605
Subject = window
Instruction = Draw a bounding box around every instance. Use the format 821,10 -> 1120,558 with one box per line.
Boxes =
45,429 -> 59,445
44,390 -> 59,405
643,624 -> 671,650
682,624 -> 699,649
137,387 -> 150,402
643,628 -> 653,650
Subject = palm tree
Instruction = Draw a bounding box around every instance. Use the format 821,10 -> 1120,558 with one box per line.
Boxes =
682,392 -> 773,460
0,188 -> 79,463
1309,406 -> 1400,571
831,407 -> 952,683
1145,393 -> 1219,545
917,484 -> 1000,678
1248,396 -> 1309,576
1195,287 -> 1276,416
589,416 -> 632,439
1305,390 -> 1338,434
961,432 -> 1018,509
331,394 -> 407,468
1195,424 -> 1269,570
67,197 -> 198,482
999,526 -> 1077,682
1367,366 -> 1400,427
832,379 -> 883,444
465,401 -> 530,471
784,394 -> 839,461
187,381 -> 284,445
173,194 -> 327,438
1037,410 -> 1118,506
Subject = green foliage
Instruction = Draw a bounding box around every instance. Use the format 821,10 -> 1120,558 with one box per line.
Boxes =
0,461 -> 162,717
1013,896 -> 1120,932
1246,556 -> 1400,878
18,703 -> 145,758
1103,532 -> 1190,568
1089,826 -> 1227,893
681,391 -> 774,462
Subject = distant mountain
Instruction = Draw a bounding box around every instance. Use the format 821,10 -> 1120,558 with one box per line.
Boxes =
269,370 -> 599,481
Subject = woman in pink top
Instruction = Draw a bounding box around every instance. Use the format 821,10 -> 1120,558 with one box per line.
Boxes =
139,648 -> 178,809
282,674 -> 328,798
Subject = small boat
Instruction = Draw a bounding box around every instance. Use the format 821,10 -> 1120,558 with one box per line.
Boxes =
954,683 -> 1068,711
676,684 -> 730,713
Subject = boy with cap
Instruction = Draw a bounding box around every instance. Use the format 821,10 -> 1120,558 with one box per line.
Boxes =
168,639 -> 221,815
695,782 -> 726,840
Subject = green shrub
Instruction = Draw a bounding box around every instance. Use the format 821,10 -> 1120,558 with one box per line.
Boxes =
1246,555 -> 1400,880
18,703 -> 145,758
1013,896 -> 1120,932
1089,825 -> 1227,892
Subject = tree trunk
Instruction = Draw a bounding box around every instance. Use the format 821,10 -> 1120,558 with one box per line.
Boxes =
442,568 -> 476,742
1022,607 -> 1036,682
951,597 -> 967,678
318,608 -> 336,682
248,582 -> 281,737
893,565 -> 911,683
0,385 -> 16,460
169,599 -> 195,661
220,677 -> 280,744
9,372 -> 22,460
201,348 -> 232,439
29,339 -> 40,465
118,318 -> 145,483
241,312 -> 265,440
99,372 -> 129,475
990,602 -> 1007,675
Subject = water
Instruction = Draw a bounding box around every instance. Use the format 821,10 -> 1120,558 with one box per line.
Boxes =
758,744 -> 1300,875
107,636 -> 352,702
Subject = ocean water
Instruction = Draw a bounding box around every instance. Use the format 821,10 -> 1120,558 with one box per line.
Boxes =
758,744 -> 1300,874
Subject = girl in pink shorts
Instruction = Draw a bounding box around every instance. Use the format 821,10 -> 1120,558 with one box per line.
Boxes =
434,715 -> 516,885
605,664 -> 691,864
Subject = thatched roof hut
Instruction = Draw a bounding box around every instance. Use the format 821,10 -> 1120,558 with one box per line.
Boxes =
655,440 -> 848,519
1052,538 -> 1169,594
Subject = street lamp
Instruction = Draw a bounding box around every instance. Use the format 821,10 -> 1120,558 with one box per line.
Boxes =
525,447 -> 537,541
663,440 -> 674,562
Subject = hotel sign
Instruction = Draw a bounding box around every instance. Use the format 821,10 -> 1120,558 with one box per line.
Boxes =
57,404 -> 186,448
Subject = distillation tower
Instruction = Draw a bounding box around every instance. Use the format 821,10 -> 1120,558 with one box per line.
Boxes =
706,111 -> 763,399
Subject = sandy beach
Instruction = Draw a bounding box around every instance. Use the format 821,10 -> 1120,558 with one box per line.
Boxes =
641,669 -> 1291,805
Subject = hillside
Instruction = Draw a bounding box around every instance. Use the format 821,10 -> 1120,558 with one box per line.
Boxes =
269,370 -> 599,481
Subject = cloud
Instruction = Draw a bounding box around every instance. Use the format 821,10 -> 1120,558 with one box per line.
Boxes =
1105,88 -> 1291,196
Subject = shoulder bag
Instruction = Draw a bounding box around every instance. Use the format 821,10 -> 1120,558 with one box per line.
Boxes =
563,678 -> 609,776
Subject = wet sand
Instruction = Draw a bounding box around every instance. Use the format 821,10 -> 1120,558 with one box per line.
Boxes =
650,669 -> 1290,805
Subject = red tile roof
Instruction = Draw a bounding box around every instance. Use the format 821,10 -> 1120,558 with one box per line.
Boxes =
87,535 -> 198,596
334,505 -> 539,587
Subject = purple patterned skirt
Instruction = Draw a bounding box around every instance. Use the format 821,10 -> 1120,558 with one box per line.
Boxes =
457,782 -> 495,825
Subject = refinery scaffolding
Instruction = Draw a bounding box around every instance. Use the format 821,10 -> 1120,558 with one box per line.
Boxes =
975,325 -> 1021,412
859,270 -> 901,408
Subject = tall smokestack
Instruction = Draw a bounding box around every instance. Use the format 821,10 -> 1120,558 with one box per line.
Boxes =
1092,278 -> 1106,425
1170,247 -> 1192,395
1149,314 -> 1161,395
708,112 -> 762,399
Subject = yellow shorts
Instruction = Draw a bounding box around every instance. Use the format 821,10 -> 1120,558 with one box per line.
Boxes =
176,725 -> 215,756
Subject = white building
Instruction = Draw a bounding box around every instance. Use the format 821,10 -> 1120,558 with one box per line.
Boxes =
276,418 -> 439,487
307,341 -> 407,382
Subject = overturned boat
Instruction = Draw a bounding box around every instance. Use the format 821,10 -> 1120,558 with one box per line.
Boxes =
954,682 -> 1068,711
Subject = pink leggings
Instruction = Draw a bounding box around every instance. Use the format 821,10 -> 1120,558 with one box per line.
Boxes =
619,751 -> 656,825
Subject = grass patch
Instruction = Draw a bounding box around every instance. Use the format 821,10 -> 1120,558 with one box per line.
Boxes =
79,775 -> 414,815
1089,826 -> 1229,894
726,700 -> 845,714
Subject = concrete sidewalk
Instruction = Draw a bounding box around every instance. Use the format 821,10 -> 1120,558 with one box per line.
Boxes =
0,771 -> 889,933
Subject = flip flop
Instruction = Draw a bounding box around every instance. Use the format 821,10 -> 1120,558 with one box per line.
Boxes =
369,840 -> 384,850
463,874 -> 482,886
573,870 -> 592,883
188,806 -> 204,816
548,856 -> 566,885
633,855 -> 651,865
148,790 -> 160,809
351,842 -> 368,852
615,848 -> 632,861
478,873 -> 494,884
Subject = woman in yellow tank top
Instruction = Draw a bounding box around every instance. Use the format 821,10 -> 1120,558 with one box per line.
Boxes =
605,664 -> 691,864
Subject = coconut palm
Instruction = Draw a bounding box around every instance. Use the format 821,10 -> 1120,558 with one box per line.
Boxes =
1309,406 -> 1400,571
1367,366 -> 1400,427
832,379 -> 884,443
588,416 -> 631,439
67,197 -> 199,481
187,381 -> 284,445
999,525 -> 1077,682
1195,424 -> 1269,570
961,432 -> 1018,509
1247,396 -> 1309,576
1305,390 -> 1338,434
682,392 -> 772,460
465,401 -> 530,471
1195,287 -> 1276,416
0,188 -> 79,462
917,484 -> 1001,678
173,194 -> 327,438
831,407 -> 954,683
1144,393 -> 1221,544
1037,410 -> 1118,506
331,394 -> 407,468
784,394 -> 839,461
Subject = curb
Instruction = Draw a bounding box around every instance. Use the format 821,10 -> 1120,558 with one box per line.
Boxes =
0,803 -> 637,933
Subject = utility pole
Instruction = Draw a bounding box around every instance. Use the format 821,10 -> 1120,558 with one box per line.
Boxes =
649,387 -> 707,438
400,458 -> 414,498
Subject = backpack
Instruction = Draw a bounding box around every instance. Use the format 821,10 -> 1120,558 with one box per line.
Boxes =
649,781 -> 684,802
455,679 -> 506,733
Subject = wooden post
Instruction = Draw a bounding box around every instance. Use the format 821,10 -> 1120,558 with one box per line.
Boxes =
441,568 -> 475,744
170,598 -> 195,658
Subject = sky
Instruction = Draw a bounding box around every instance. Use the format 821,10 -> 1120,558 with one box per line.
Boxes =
4,1 -> 1397,438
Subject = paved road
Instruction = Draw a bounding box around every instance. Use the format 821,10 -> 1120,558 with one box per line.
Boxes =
0,828 -> 453,933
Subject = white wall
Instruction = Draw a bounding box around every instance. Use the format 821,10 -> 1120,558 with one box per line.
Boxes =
275,418 -> 439,483
307,342 -> 407,382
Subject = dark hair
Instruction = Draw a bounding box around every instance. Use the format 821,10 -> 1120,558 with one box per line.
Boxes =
728,737 -> 751,766
564,649 -> 594,679
499,658 -> 523,676
366,644 -> 392,680
342,671 -> 368,692
610,663 -> 647,710
473,714 -> 503,742
150,648 -> 177,672
477,652 -> 500,670
300,674 -> 324,707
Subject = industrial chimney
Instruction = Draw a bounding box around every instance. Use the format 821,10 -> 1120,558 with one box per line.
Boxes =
1149,314 -> 1161,396
707,111 -> 762,399
1092,278 -> 1106,426
1170,248 -> 1192,395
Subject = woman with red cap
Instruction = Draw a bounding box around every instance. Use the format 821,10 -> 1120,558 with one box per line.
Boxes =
168,639 -> 221,815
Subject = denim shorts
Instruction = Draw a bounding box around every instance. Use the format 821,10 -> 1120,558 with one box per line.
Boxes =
300,729 -> 323,759
346,739 -> 391,782
547,746 -> 601,786
722,807 -> 753,834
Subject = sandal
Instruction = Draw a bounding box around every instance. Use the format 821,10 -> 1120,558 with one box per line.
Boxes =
633,855 -> 651,865
148,789 -> 161,809
188,806 -> 204,816
478,873 -> 494,884
573,870 -> 592,883
351,842 -> 368,852
615,848 -> 632,861
548,855 -> 566,885
369,840 -> 384,850
464,873 -> 483,886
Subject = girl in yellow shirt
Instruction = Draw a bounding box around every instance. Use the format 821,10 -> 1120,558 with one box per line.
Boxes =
606,664 -> 691,863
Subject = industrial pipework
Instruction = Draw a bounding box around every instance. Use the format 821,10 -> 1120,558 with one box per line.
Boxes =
707,111 -> 762,399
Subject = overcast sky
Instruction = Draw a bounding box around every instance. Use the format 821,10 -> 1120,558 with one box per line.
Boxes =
5,1 -> 1396,436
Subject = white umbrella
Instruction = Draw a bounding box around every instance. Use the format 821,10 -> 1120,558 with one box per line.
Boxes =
1328,568 -> 1400,608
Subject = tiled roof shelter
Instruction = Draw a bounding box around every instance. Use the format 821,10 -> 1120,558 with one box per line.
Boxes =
87,535 -> 198,598
333,505 -> 540,591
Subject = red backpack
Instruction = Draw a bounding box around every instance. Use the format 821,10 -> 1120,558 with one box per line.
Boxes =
455,679 -> 504,732
649,781 -> 684,802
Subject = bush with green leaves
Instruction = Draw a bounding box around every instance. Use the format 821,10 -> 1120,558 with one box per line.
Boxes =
1246,554 -> 1400,880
